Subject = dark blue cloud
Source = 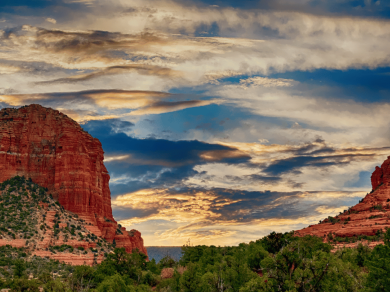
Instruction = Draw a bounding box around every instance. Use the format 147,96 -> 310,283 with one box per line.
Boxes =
82,119 -> 250,195
0,0 -> 93,17
269,67 -> 390,103
0,0 -> 57,8
0,0 -> 92,9
83,119 -> 248,163
113,206 -> 158,221
108,164 -> 199,196
171,0 -> 390,18
207,188 -> 361,222
263,154 -> 376,176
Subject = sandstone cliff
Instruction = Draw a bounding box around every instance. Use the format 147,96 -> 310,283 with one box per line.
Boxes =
0,105 -> 147,257
295,156 -> 390,249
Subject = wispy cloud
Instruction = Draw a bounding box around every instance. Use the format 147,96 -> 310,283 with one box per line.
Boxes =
2,0 -> 390,246
113,187 -> 365,245
239,76 -> 295,88
0,89 -> 219,121
35,65 -> 182,85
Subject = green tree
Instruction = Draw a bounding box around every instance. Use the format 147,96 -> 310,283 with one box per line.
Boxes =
239,277 -> 273,292
246,242 -> 268,271
257,232 -> 294,254
13,259 -> 26,278
180,262 -> 202,292
68,265 -> 95,291
97,274 -> 134,292
43,278 -> 69,292
10,278 -> 40,292
366,230 -> 390,291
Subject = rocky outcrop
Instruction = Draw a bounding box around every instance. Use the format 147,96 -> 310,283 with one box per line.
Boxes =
371,156 -> 390,190
295,156 -> 390,247
0,105 -> 147,258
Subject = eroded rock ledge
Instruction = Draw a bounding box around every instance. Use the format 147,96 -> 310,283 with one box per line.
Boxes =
296,156 -> 390,249
0,105 -> 147,258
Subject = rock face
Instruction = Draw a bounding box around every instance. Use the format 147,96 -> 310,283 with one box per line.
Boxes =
371,157 -> 390,190
0,105 -> 147,257
295,156 -> 390,248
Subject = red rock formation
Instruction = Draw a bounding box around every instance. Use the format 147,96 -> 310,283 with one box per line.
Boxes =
371,166 -> 383,190
295,156 -> 390,248
0,105 -> 147,258
32,250 -> 104,266
128,229 -> 148,256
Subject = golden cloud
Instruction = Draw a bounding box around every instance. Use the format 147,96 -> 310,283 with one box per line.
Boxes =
114,188 -> 241,225
129,99 -> 222,116
36,64 -> 183,85
104,155 -> 131,162
0,64 -> 22,74
114,187 -> 364,244
0,90 -> 218,120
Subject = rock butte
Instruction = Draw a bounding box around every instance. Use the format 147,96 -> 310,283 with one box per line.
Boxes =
0,105 -> 147,260
296,155 -> 390,249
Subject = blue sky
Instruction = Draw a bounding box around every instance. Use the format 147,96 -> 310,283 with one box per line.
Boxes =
1,0 -> 390,245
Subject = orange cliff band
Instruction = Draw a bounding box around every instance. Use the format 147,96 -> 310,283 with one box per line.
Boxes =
295,155 -> 390,250
0,104 -> 147,256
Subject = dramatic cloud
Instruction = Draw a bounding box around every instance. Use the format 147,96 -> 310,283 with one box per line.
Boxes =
113,187 -> 365,245
1,0 -> 390,245
184,140 -> 390,192
0,90 -> 220,122
36,65 -> 182,85
2,12 -> 390,93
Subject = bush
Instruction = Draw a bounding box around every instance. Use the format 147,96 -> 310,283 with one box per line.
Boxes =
13,259 -> 26,278
97,274 -> 133,292
43,278 -> 68,292
161,268 -> 174,279
10,278 -> 40,292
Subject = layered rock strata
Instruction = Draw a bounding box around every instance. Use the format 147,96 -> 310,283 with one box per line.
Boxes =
295,156 -> 390,248
0,105 -> 147,257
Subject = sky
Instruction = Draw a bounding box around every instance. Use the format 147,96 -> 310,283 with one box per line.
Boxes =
1,0 -> 390,246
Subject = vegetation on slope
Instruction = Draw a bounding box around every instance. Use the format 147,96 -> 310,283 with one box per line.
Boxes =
1,176 -> 390,291
0,176 -> 115,257
0,231 -> 390,291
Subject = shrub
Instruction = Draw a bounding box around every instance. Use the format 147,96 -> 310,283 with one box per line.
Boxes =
161,268 -> 174,279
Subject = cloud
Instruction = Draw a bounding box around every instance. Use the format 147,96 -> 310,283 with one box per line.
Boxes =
239,76 -> 295,88
0,89 -> 219,121
70,118 -> 252,198
263,153 -> 376,176
128,99 -> 222,116
2,0 -> 390,246
2,11 -> 390,92
184,140 -> 390,192
113,187 -> 365,245
45,18 -> 57,24
211,84 -> 390,130
64,0 -> 95,6
83,118 -> 249,166
204,70 -> 244,84
35,65 -> 182,85
0,63 -> 22,74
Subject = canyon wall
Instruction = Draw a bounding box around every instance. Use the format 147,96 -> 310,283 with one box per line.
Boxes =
0,104 -> 147,256
295,156 -> 390,249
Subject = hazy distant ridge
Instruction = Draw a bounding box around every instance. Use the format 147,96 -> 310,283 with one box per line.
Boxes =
146,246 -> 183,263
